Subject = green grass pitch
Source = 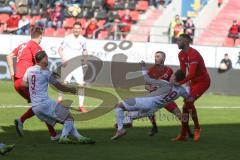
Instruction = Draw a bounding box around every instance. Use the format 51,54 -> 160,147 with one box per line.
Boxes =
0,80 -> 240,160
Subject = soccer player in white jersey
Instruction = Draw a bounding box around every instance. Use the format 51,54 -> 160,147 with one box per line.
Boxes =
111,61 -> 189,140
22,51 -> 95,144
58,21 -> 88,112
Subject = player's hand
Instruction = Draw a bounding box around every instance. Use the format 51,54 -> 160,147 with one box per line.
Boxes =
140,60 -> 146,67
11,75 -> 14,81
10,73 -> 14,81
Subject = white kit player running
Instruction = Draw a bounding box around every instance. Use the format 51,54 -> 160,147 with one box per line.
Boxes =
58,21 -> 88,112
111,61 -> 189,140
22,51 -> 95,144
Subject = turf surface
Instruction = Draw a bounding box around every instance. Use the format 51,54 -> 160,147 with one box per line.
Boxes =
0,80 -> 240,160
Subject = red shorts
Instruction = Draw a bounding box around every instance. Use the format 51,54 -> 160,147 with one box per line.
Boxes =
14,77 -> 31,103
189,79 -> 211,100
165,102 -> 177,112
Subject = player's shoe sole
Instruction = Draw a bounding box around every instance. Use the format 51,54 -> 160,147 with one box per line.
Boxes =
14,119 -> 23,137
193,129 -> 201,142
148,126 -> 158,136
111,129 -> 127,140
0,144 -> 15,155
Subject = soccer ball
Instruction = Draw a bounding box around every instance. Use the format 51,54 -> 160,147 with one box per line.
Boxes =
67,4 -> 81,17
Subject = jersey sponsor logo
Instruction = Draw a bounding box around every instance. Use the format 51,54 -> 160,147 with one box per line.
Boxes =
163,73 -> 168,79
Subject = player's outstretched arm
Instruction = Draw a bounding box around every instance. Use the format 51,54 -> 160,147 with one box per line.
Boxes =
52,81 -> 80,95
6,52 -> 16,80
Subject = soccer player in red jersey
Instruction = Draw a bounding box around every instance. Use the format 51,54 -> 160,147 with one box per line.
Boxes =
172,34 -> 211,142
6,26 -> 58,140
146,51 -> 192,137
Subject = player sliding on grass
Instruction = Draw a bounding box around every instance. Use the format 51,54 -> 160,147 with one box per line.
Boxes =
0,143 -> 15,155
172,34 -> 211,142
111,61 -> 189,140
6,26 -> 58,140
122,51 -> 193,137
21,51 -> 95,144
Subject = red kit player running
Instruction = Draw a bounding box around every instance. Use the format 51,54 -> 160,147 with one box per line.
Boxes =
6,26 -> 59,140
173,34 -> 211,142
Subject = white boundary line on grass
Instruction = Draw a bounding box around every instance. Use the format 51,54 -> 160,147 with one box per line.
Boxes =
0,105 -> 240,109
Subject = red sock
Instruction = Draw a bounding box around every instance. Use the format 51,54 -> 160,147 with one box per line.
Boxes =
180,106 -> 189,137
45,123 -> 57,137
20,107 -> 35,123
148,115 -> 157,126
189,104 -> 200,129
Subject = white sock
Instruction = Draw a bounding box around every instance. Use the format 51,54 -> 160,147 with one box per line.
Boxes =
61,121 -> 73,137
115,107 -> 124,131
78,88 -> 84,107
70,126 -> 82,140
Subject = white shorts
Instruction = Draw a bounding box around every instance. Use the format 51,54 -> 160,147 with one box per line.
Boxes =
32,100 -> 70,126
122,96 -> 164,114
63,66 -> 84,85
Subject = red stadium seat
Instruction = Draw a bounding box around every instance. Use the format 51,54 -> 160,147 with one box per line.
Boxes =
97,20 -> 106,27
97,30 -> 109,39
130,11 -> 139,21
0,13 -> 10,24
136,1 -> 149,11
63,18 -> 76,29
44,28 -> 55,37
118,10 -> 126,18
66,29 -> 72,35
224,37 -> 235,46
55,28 -> 66,37
77,18 -> 86,28
235,39 -> 240,46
